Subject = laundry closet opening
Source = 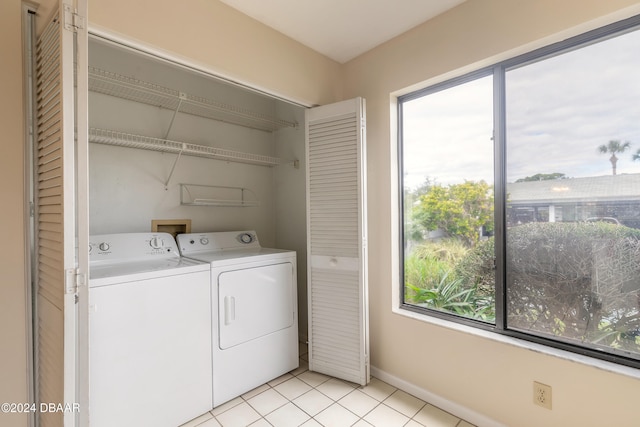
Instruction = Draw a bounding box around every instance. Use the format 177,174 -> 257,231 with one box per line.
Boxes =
87,35 -> 309,337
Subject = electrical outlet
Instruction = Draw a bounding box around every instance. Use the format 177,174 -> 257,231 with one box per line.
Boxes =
533,381 -> 552,410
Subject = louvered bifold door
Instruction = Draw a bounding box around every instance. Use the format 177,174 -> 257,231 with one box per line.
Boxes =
34,2 -> 87,426
306,98 -> 369,386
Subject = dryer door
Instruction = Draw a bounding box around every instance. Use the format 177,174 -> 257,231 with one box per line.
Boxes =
218,262 -> 295,349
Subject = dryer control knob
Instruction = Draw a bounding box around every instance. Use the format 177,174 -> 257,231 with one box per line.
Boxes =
200,237 -> 209,245
240,233 -> 253,244
149,237 -> 164,249
98,242 -> 110,251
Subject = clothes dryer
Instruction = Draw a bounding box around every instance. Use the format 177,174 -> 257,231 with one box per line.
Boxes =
178,231 -> 298,407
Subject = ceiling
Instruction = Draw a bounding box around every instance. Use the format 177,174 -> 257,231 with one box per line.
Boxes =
219,0 -> 466,63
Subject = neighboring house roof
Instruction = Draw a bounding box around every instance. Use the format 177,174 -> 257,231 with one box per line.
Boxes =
507,173 -> 640,204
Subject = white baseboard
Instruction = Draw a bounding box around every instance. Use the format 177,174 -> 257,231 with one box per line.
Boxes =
370,366 -> 506,427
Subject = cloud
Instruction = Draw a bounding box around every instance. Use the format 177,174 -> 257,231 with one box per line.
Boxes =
402,27 -> 640,189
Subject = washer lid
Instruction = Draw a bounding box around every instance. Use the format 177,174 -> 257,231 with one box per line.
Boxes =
89,257 -> 209,287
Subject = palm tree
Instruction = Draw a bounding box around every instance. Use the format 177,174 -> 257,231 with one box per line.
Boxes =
633,148 -> 640,163
598,140 -> 631,175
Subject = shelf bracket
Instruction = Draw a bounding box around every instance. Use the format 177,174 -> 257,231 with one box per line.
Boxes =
164,92 -> 187,140
162,93 -> 187,190
164,143 -> 186,190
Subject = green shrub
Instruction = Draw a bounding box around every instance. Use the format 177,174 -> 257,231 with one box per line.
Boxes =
507,221 -> 640,347
404,253 -> 448,291
411,239 -> 469,263
405,222 -> 640,350
406,270 -> 476,315
405,239 -> 495,321
454,237 -> 495,299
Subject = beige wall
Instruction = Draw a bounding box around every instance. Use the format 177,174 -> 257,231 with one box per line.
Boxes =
0,1 -> 29,426
88,0 -> 343,107
343,0 -> 640,426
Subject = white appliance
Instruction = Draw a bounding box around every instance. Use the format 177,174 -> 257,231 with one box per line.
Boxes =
177,230 -> 299,407
89,232 -> 212,427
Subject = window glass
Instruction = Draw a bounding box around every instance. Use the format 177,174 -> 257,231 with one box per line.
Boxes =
399,17 -> 640,366
505,30 -> 640,358
402,75 -> 495,322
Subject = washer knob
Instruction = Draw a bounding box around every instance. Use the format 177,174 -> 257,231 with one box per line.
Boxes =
240,233 -> 253,244
200,237 -> 209,245
99,242 -> 110,251
149,237 -> 164,249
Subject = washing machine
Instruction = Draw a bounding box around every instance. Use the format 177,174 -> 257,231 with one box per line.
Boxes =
89,232 -> 212,427
177,230 -> 299,407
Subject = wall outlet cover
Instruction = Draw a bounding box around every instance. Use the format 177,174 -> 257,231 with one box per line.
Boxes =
533,381 -> 552,410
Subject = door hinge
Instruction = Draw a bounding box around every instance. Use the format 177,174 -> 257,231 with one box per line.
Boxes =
63,4 -> 85,32
65,268 -> 87,295
65,268 -> 77,294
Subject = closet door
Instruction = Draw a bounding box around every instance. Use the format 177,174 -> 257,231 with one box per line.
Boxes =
33,1 -> 88,426
306,98 -> 369,385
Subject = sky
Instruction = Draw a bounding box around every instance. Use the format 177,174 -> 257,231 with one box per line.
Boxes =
402,26 -> 640,189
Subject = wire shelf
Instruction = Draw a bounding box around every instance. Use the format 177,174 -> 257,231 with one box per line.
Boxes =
89,128 -> 286,167
88,67 -> 297,132
180,184 -> 260,207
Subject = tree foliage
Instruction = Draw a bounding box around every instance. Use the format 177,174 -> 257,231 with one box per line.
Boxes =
515,172 -> 567,182
598,140 -> 631,175
411,180 -> 493,246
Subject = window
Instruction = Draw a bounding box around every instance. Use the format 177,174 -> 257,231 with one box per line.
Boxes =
399,15 -> 640,368
401,74 -> 495,323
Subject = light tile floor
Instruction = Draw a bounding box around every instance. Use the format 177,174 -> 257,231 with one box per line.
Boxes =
180,343 -> 475,427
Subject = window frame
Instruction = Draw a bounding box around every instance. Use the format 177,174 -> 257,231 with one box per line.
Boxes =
397,13 -> 640,370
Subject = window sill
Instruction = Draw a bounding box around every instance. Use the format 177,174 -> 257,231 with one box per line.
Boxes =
392,305 -> 640,380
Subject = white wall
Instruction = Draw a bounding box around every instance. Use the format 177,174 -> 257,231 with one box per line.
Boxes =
88,38 -> 294,245
274,103 -> 308,340
343,1 -> 640,426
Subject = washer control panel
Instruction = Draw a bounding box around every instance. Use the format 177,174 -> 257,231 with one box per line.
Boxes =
178,230 -> 260,254
90,232 -> 178,263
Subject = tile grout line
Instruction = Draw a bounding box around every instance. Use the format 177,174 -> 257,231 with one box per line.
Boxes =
212,366 -> 427,426
188,345 -> 470,427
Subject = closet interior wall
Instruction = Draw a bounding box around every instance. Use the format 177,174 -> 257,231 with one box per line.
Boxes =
274,101 -> 308,341
87,37 -> 306,253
